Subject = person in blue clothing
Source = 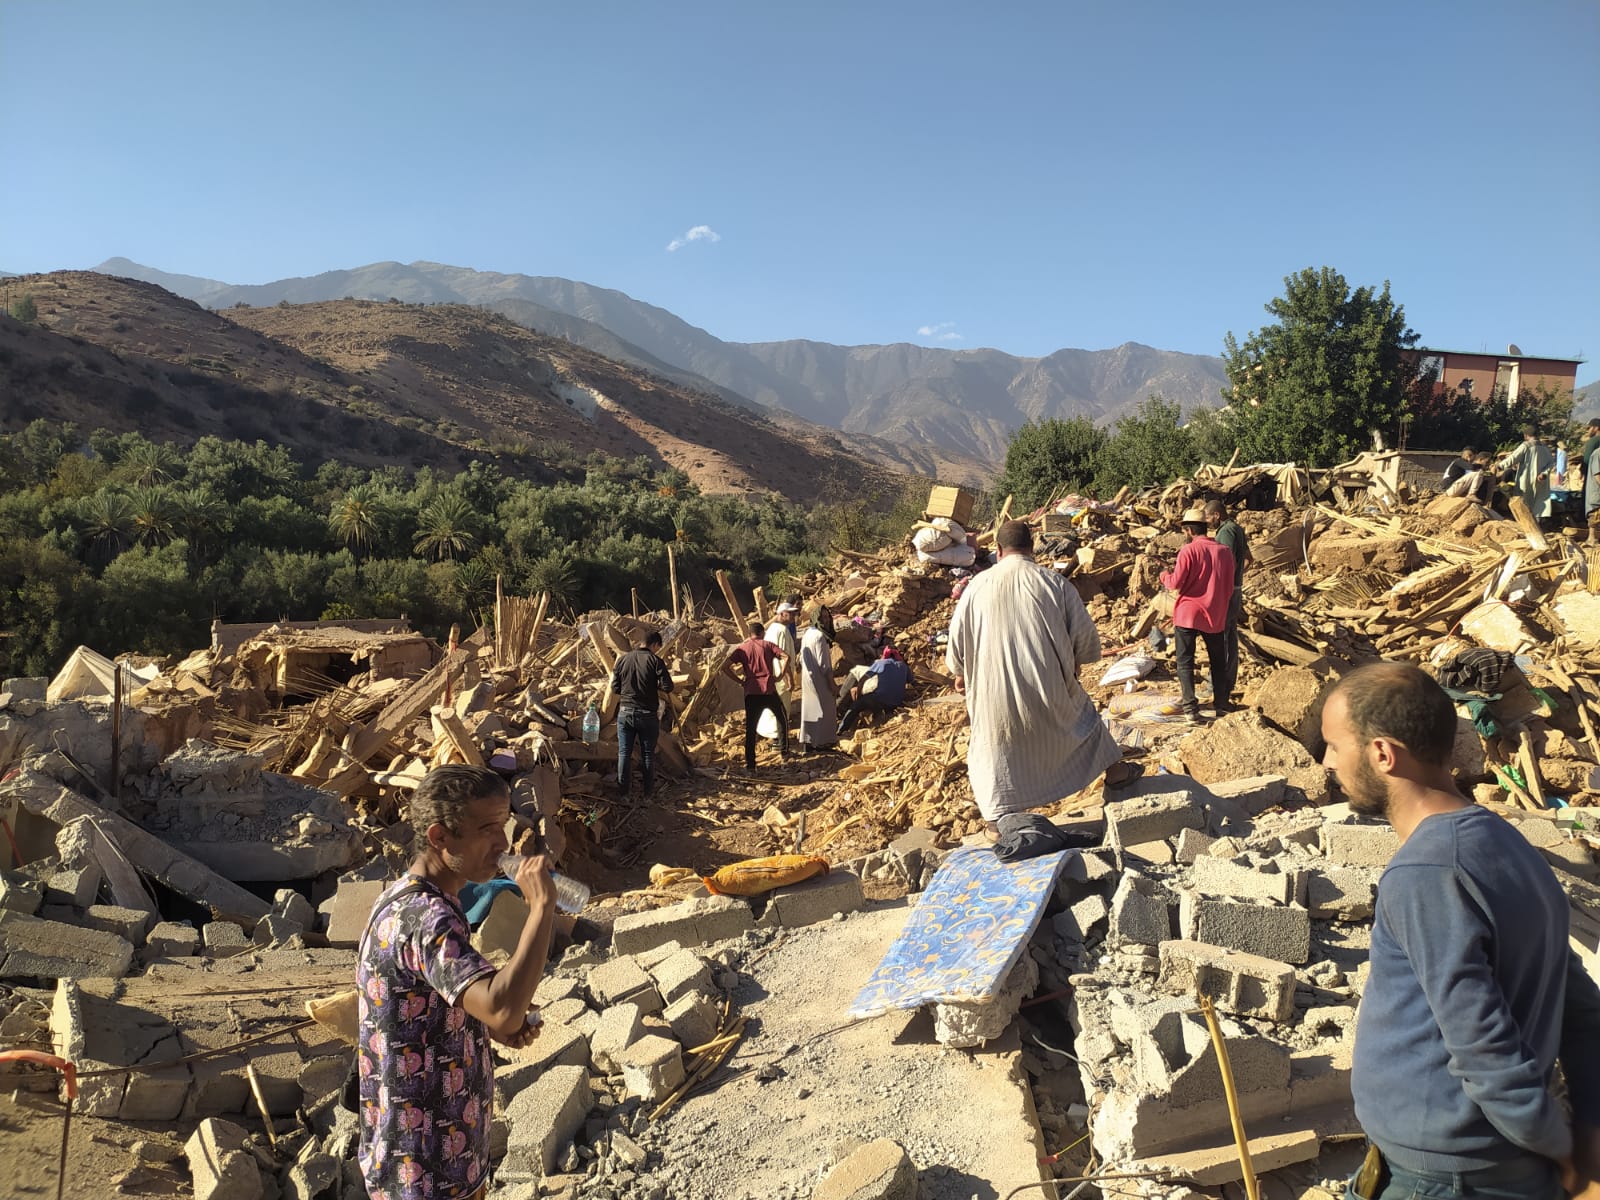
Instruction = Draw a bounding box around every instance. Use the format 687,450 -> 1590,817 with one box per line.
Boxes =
1320,663 -> 1600,1199
837,646 -> 909,734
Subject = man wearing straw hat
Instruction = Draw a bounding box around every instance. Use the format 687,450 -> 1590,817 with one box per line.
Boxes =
1161,504 -> 1235,726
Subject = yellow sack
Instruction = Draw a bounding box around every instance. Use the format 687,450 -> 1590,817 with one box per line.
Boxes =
702,855 -> 829,897
306,989 -> 360,1046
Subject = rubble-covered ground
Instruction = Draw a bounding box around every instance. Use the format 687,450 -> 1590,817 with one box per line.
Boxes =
2,465 -> 1599,1200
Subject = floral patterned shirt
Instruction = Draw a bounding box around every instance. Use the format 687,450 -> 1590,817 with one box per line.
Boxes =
356,876 -> 496,1200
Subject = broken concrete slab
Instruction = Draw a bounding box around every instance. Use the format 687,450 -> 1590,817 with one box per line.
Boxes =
323,879 -> 385,948
0,910 -> 134,979
184,1117 -> 263,1200
1157,939 -> 1296,1023
589,1001 -> 645,1074
1130,1127 -> 1321,1187
1191,855 -> 1294,906
4,771 -> 269,925
610,894 -> 755,956
1178,894 -> 1311,964
1320,821 -> 1400,867
1177,710 -> 1327,801
758,869 -> 866,928
618,1033 -> 685,1102
1108,874 -> 1173,947
813,1138 -> 918,1200
501,1064 -> 592,1178
1305,866 -> 1379,922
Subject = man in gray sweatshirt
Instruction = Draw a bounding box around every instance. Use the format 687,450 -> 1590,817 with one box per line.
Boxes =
1321,663 -> 1600,1199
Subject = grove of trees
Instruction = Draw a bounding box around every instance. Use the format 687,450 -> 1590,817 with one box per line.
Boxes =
0,422 -> 923,677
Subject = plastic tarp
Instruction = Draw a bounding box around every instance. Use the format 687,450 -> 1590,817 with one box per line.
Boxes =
46,646 -> 159,703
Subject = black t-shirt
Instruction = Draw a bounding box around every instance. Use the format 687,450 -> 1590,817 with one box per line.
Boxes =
611,648 -> 672,712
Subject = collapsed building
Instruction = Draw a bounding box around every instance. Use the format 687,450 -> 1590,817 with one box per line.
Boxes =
0,465 -> 1598,1200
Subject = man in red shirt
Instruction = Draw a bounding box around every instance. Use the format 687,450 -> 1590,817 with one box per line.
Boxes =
723,630 -> 790,770
1160,504 -> 1236,726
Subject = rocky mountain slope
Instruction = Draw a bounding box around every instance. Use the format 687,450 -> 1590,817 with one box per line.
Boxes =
96,258 -> 1230,472
0,271 -> 888,502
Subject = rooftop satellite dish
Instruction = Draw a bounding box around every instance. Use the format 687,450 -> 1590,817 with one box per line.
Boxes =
1508,343 -> 1522,355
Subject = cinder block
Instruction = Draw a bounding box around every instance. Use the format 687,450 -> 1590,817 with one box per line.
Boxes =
323,880 -> 386,949
1304,867 -> 1379,922
1179,894 -> 1310,964
534,975 -> 582,1006
589,1002 -> 644,1074
540,997 -> 590,1028
0,911 -> 134,979
0,871 -> 42,914
585,958 -> 661,1012
647,949 -> 713,1005
45,866 -> 101,909
1053,893 -> 1109,943
610,895 -> 755,956
1319,822 -> 1399,867
1157,939 -> 1295,1023
759,870 -> 865,928
252,913 -> 304,947
1063,850 -> 1115,884
618,1034 -> 685,1102
202,921 -> 251,957
1205,775 -> 1288,817
631,941 -> 686,971
1174,829 -> 1215,864
1132,1128 -> 1320,1187
121,1060 -> 191,1121
663,991 -> 720,1050
1105,791 -> 1204,850
1108,875 -> 1172,948
85,904 -> 151,946
1192,856 -> 1293,906
184,1118 -> 262,1200
146,921 -> 199,958
501,1065 -> 592,1178
497,1024 -> 589,1094
273,888 -> 316,930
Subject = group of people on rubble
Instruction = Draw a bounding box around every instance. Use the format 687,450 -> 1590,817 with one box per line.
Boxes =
1445,421 -> 1600,542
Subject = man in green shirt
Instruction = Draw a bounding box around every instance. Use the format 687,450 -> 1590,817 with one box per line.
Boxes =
1204,500 -> 1249,711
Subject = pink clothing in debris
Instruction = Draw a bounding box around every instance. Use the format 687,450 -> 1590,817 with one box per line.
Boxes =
1160,537 -> 1236,635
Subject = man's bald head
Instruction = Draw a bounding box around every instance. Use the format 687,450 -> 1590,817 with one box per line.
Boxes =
996,520 -> 1033,554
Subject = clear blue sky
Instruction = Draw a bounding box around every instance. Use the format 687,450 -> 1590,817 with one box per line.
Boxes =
3,0 -> 1596,371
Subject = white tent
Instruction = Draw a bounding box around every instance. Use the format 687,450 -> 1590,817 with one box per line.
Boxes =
46,646 -> 159,703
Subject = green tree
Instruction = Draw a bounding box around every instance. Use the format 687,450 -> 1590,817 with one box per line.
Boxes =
413,494 -> 479,561
1094,395 -> 1197,491
8,293 -> 37,323
120,440 -> 181,487
994,417 -> 1107,510
128,487 -> 177,546
329,484 -> 388,567
1223,267 -> 1419,467
79,491 -> 135,562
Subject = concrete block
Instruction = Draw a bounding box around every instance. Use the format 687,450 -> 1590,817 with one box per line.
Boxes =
586,958 -> 661,1010
1132,1128 -> 1320,1187
1157,939 -> 1295,1023
286,1148 -> 339,1200
618,1034 -> 685,1102
1204,775 -> 1288,817
498,1023 -> 589,1095
647,948 -> 714,1005
202,921 -> 251,956
631,940 -> 686,971
813,1137 -> 918,1200
252,912 -> 304,947
933,952 -> 1037,1049
1104,791 -> 1203,850
184,1117 -> 262,1200
502,1065 -> 591,1177
273,888 -> 316,930
589,1001 -> 645,1074
146,920 -> 199,957
759,870 -> 865,928
663,991 -> 720,1050
297,1054 -> 350,1103
1179,895 -> 1310,964
534,975 -> 582,1006
1542,841 -> 1600,883
121,1059 -> 191,1121
0,911 -> 134,979
611,894 -> 756,956
1053,893 -> 1108,943
1192,856 -> 1293,906
1108,875 -> 1172,948
1319,822 -> 1399,867
1304,867 -> 1379,922
84,904 -> 151,946
45,866 -> 102,909
0,870 -> 43,914
1174,829 -> 1214,864
323,880 -> 385,948
540,997 -> 590,1028
1123,839 -> 1174,864
1062,850 -> 1115,884
3,675 -> 48,700
1131,1010 -> 1291,1108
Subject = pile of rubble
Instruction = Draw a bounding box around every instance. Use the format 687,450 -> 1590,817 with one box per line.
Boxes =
3,463 -> 1600,1199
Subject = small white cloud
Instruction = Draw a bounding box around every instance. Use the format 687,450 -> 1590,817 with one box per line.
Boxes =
917,321 -> 962,342
666,224 -> 721,252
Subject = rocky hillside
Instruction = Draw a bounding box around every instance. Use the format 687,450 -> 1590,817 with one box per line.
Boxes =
95,258 -> 1230,473
0,271 -> 888,502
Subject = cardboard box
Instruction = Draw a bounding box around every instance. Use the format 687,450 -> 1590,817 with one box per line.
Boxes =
926,486 -> 975,527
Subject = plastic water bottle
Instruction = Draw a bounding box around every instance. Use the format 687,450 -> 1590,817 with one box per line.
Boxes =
497,854 -> 591,914
581,704 -> 601,745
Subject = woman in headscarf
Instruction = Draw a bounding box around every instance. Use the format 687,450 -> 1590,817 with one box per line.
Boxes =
798,605 -> 839,752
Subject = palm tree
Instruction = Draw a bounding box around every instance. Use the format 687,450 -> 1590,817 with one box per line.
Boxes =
121,441 -> 179,488
329,485 -> 387,570
413,494 -> 478,562
523,548 -> 579,612
451,559 -> 496,614
128,487 -> 176,546
172,487 -> 225,569
80,491 -> 134,563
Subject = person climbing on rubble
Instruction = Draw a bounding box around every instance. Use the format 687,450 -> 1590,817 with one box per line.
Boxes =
756,598 -> 801,744
1442,446 -> 1477,488
837,644 -> 909,734
1495,426 -> 1555,521
945,519 -> 1140,842
610,629 -> 673,798
723,625 -> 790,770
1203,499 -> 1249,709
357,764 -> 558,1200
797,604 -> 839,752
1321,664 -> 1600,1200
1161,505 -> 1235,725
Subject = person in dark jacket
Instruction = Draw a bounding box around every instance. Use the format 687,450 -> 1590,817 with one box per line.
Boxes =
611,630 -> 673,797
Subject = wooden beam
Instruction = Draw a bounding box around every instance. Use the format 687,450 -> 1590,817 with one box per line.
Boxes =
587,621 -> 618,672
434,709 -> 485,767
753,586 -> 770,626
668,544 -> 680,621
715,570 -> 752,638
